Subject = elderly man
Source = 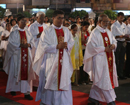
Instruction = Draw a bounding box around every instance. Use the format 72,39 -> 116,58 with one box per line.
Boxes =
28,12 -> 47,87
33,10 -> 74,105
84,14 -> 118,105
3,16 -> 35,100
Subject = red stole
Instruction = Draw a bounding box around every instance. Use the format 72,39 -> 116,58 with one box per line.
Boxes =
55,28 -> 64,91
28,24 -> 30,27
84,31 -> 90,46
101,32 -> 114,88
19,31 -> 28,80
38,26 -> 43,33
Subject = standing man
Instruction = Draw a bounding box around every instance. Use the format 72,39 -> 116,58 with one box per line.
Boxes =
84,14 -> 118,105
125,15 -> 130,78
3,16 -> 35,100
111,12 -> 128,80
33,10 -> 74,105
28,12 -> 47,87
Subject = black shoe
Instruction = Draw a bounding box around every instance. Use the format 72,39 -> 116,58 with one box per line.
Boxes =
24,94 -> 33,100
10,91 -> 16,96
88,102 -> 102,105
107,101 -> 116,105
118,76 -> 127,80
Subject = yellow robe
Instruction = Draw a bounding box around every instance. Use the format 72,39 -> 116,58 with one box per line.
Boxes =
71,33 -> 83,83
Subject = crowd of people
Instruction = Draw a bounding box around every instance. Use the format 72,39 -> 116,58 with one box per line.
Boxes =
0,10 -> 129,105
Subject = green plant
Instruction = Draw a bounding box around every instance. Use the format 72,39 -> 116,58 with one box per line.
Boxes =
69,10 -> 88,18
104,10 -> 117,20
0,7 -> 5,18
45,9 -> 54,18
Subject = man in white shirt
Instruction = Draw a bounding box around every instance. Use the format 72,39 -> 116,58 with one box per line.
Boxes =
33,10 -> 74,105
84,14 -> 118,105
125,16 -> 130,78
111,12 -> 128,80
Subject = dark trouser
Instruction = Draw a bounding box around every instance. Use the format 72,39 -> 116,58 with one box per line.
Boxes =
79,49 -> 89,83
115,41 -> 126,77
125,42 -> 130,76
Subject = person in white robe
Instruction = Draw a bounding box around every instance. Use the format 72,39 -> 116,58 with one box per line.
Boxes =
3,16 -> 35,100
1,23 -> 11,58
33,10 -> 74,105
83,14 -> 118,105
28,12 -> 47,87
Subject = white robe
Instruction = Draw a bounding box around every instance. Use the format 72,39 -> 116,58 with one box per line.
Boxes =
28,21 -> 48,87
83,25 -> 119,103
33,24 -> 74,105
83,25 -> 119,90
28,21 -> 47,47
3,27 -> 36,93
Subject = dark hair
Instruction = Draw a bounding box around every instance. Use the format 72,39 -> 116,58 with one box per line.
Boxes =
6,22 -> 11,27
123,18 -> 127,22
81,21 -> 90,26
8,15 -> 13,19
71,24 -> 77,29
76,17 -> 80,21
53,10 -> 64,17
117,12 -> 124,17
10,19 -> 17,26
6,19 -> 9,22
17,16 -> 25,22
127,15 -> 130,19
30,19 -> 35,22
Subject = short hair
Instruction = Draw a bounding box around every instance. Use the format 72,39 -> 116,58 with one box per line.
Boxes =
98,14 -> 108,22
8,15 -> 12,19
36,12 -> 45,17
81,21 -> 90,26
53,10 -> 64,17
10,19 -> 17,26
17,16 -> 25,22
6,22 -> 11,27
123,18 -> 127,22
117,12 -> 124,17
127,15 -> 130,19
71,24 -> 77,30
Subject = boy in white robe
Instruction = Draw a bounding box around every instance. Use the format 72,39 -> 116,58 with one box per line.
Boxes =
3,16 -> 35,100
33,10 -> 74,105
84,14 -> 118,105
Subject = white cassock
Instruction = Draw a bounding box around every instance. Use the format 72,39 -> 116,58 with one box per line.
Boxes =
3,27 -> 36,94
28,21 -> 47,87
83,25 -> 119,103
33,24 -> 74,105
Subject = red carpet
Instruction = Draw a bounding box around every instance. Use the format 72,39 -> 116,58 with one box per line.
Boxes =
0,71 -> 130,105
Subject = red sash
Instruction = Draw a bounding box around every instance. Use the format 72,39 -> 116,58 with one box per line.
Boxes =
28,24 -> 30,27
101,32 -> 114,88
19,31 -> 28,80
55,28 -> 64,91
38,26 -> 43,33
84,31 -> 90,46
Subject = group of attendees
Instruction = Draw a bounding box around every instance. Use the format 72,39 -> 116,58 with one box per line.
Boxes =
0,10 -> 129,105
